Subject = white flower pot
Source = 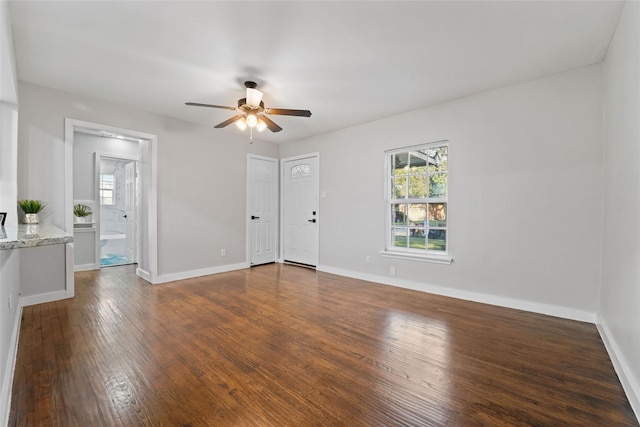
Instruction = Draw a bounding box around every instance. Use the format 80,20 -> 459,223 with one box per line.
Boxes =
23,213 -> 39,224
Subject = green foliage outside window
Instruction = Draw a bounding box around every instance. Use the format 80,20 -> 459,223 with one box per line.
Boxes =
389,143 -> 448,253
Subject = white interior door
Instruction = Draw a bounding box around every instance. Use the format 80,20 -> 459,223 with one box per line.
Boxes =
282,155 -> 319,267
248,156 -> 278,266
124,161 -> 136,262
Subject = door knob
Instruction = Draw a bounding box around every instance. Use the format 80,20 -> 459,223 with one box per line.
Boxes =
308,219 -> 316,223
251,215 -> 260,220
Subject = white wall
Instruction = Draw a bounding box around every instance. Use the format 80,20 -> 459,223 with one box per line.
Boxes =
280,65 -> 604,321
17,82 -> 279,278
73,132 -> 139,201
0,249 -> 19,427
600,1 -> 640,418
0,1 -> 21,424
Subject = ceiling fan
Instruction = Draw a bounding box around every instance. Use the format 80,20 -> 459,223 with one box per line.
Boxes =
186,81 -> 312,136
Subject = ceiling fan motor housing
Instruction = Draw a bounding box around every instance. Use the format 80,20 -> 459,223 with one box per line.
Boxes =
238,98 -> 264,113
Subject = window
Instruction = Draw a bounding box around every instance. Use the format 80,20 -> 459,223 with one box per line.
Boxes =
100,173 -> 115,205
385,141 -> 449,261
290,164 -> 311,177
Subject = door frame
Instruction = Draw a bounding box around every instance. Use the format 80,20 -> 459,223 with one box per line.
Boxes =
279,152 -> 320,265
246,154 -> 279,266
65,118 -> 158,286
95,152 -> 139,267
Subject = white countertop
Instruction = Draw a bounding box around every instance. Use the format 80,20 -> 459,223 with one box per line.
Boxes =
0,224 -> 73,250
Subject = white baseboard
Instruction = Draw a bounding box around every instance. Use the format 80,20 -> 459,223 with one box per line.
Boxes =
153,262 -> 250,284
0,305 -> 22,427
316,265 -> 596,323
596,315 -> 640,423
73,263 -> 99,272
20,290 -> 73,307
136,267 -> 152,283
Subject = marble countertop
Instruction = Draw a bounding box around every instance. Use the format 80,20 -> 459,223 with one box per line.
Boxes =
0,223 -> 73,250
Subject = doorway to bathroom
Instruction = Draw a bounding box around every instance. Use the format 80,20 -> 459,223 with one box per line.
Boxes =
67,118 -> 158,284
98,155 -> 138,267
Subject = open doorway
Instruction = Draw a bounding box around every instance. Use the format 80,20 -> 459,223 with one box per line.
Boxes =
98,156 -> 138,267
65,118 -> 158,284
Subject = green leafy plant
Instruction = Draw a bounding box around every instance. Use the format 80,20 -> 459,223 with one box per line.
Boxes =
73,204 -> 92,217
17,199 -> 46,214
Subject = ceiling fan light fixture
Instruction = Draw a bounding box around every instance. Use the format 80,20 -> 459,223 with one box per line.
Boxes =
235,117 -> 247,130
186,80 -> 311,137
246,88 -> 263,107
246,113 -> 258,128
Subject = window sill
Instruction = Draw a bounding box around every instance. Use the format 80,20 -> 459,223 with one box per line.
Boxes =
380,250 -> 453,265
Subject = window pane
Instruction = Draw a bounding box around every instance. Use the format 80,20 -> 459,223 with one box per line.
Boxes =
407,203 -> 426,226
393,176 -> 407,199
408,175 -> 427,198
428,229 -> 446,251
392,227 -> 408,248
392,204 -> 407,225
428,146 -> 448,172
409,151 -> 427,174
392,152 -> 409,174
100,174 -> 114,188
409,233 -> 426,249
429,173 -> 447,198
100,189 -> 113,205
428,203 -> 447,227
291,164 -> 311,178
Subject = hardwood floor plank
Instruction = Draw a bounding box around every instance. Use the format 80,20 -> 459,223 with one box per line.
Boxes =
9,264 -> 638,426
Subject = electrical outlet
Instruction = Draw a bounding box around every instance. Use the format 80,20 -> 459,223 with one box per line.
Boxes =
390,266 -> 396,276
365,255 -> 371,264
220,248 -> 226,257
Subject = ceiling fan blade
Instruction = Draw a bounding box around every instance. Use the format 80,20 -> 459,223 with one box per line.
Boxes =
261,116 -> 283,133
265,108 -> 312,117
214,114 -> 245,128
186,102 -> 236,111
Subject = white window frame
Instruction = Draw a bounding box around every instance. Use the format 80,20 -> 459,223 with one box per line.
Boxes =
100,173 -> 115,206
381,140 -> 452,265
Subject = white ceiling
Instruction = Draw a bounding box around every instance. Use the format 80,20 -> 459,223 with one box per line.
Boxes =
8,1 -> 623,144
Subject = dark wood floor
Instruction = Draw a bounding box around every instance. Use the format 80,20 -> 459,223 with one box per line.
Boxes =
9,264 -> 638,426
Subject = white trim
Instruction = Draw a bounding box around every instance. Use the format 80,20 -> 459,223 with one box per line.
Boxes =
0,305 -> 21,427
316,264 -> 596,323
20,290 -> 73,307
596,315 -> 640,423
380,250 -> 453,265
279,152 -> 320,265
65,119 -> 158,284
385,140 -> 450,258
136,267 -> 152,282
64,242 -> 75,298
385,139 -> 449,155
74,263 -> 99,272
153,262 -> 250,284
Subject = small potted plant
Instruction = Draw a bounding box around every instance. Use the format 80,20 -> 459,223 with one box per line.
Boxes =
73,204 -> 92,223
17,199 -> 46,224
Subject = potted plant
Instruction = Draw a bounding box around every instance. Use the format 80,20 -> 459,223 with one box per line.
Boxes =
73,204 -> 92,223
17,199 -> 46,224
